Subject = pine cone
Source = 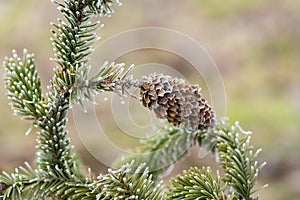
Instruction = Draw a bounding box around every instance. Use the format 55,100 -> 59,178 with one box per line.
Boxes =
140,73 -> 215,130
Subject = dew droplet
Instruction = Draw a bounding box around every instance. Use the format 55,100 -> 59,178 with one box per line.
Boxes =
104,97 -> 108,101
121,100 -> 126,105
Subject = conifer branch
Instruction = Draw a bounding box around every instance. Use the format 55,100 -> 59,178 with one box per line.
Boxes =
50,0 -> 120,70
167,166 -> 229,200
33,0 -> 122,181
73,62 -> 135,107
166,119 -> 266,200
1,0 -> 122,199
49,0 -> 120,105
0,162 -> 94,200
92,162 -> 165,199
4,49 -> 43,121
215,120 -> 267,200
1,1 -> 266,199
114,125 -> 197,180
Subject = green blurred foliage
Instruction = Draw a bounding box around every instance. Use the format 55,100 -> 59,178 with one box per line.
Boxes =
0,0 -> 299,199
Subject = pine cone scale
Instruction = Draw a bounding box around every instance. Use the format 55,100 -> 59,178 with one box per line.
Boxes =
140,73 -> 216,130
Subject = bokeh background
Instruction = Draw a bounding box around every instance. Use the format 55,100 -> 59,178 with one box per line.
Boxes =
0,0 -> 299,199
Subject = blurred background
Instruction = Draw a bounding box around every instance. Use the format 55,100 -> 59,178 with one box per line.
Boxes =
0,0 -> 299,199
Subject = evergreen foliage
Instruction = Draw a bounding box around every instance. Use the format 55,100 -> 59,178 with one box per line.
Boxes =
1,0 -> 266,199
4,49 -> 42,120
92,162 -> 164,199
216,121 -> 267,199
167,119 -> 267,200
167,166 -> 226,200
114,125 -> 197,180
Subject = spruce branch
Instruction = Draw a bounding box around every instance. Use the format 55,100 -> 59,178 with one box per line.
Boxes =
0,162 -> 94,200
85,0 -> 122,16
51,0 -> 121,68
215,120 -> 267,200
113,125 -> 197,180
1,1 -> 267,199
92,162 -> 165,199
4,49 -> 43,121
33,0 -> 122,180
167,166 -> 230,200
50,0 -> 120,105
72,62 -> 135,108
165,119 -> 266,200
1,0 -> 123,199
50,0 -> 125,108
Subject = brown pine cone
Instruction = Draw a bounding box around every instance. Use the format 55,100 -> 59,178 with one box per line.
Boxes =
140,73 -> 215,130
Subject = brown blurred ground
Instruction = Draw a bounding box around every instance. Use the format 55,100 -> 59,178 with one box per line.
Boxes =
0,0 -> 300,199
